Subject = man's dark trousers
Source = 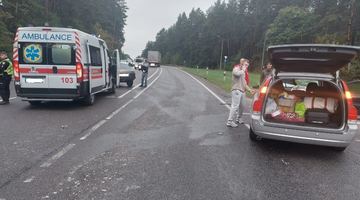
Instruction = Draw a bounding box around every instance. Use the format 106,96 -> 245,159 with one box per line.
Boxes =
1,75 -> 11,102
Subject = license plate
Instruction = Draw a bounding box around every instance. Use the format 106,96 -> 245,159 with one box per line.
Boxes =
25,78 -> 44,84
119,74 -> 129,77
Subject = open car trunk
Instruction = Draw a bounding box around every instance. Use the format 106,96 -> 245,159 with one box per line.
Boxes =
263,78 -> 346,129
268,44 -> 360,74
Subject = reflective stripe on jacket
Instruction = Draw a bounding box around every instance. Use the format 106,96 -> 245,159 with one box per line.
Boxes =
2,58 -> 13,76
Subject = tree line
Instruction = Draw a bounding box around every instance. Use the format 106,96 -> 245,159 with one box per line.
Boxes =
142,0 -> 360,75
0,0 -> 127,54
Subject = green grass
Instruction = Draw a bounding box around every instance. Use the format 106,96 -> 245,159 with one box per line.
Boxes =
182,67 -> 260,92
349,82 -> 360,97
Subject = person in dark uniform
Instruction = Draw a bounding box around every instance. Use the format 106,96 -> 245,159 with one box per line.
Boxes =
0,51 -> 13,105
140,60 -> 149,87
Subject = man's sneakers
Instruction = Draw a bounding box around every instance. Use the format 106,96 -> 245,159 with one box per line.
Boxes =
227,118 -> 245,128
0,101 -> 9,105
236,118 -> 244,124
226,121 -> 238,128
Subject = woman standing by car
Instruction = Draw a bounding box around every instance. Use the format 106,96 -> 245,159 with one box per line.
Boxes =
260,62 -> 274,84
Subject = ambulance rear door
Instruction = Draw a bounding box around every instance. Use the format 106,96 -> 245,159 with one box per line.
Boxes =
18,42 -> 49,89
47,43 -> 77,90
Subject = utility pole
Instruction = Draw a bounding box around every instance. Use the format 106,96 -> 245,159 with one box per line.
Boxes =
261,32 -> 268,67
219,39 -> 224,70
347,0 -> 355,45
45,0 -> 49,25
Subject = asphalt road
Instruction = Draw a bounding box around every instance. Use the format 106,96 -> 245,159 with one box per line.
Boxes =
1,66 -> 360,200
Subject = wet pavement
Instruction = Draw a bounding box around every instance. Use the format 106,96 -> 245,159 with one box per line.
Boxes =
0,66 -> 360,200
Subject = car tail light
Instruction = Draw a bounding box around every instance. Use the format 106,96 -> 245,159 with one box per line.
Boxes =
76,62 -> 83,83
252,78 -> 271,114
13,60 -> 20,81
341,80 -> 358,121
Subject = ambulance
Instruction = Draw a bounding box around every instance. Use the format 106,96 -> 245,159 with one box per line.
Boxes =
13,27 -> 116,105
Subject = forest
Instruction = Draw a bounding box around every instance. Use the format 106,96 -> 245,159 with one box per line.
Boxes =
142,0 -> 360,78
0,0 -> 127,54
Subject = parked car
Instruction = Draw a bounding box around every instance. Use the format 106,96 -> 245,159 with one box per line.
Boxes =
134,57 -> 145,70
113,50 -> 136,87
250,44 -> 360,151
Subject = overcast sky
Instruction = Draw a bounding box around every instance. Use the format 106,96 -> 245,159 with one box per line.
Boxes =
123,0 -> 216,58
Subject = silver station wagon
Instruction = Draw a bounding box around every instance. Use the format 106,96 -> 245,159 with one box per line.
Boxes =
250,44 -> 360,151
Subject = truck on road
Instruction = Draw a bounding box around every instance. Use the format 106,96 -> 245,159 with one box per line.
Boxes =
147,51 -> 161,67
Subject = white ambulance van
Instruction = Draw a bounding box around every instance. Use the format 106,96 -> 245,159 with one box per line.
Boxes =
13,27 -> 116,105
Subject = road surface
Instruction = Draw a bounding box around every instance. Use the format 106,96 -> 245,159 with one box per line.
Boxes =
0,66 -> 360,200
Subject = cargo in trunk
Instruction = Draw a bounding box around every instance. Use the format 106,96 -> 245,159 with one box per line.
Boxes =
263,79 -> 345,129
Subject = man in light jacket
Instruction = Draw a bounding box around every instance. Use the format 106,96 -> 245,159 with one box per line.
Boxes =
226,59 -> 254,128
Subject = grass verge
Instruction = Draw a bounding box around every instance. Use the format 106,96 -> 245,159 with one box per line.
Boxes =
182,67 -> 260,93
349,82 -> 360,97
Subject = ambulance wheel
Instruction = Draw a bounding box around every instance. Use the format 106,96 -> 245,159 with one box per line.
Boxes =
127,80 -> 133,87
28,101 -> 42,106
83,94 -> 95,106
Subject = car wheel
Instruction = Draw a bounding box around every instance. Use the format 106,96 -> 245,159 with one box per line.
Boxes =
83,94 -> 95,106
29,101 -> 42,106
127,80 -> 133,87
249,128 -> 261,141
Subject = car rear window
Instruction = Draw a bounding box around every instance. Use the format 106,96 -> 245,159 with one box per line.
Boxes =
135,58 -> 143,63
19,42 -> 75,65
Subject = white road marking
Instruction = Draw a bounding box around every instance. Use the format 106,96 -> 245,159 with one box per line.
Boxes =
117,68 -> 159,99
40,144 -> 76,168
179,69 -> 231,110
79,68 -> 163,141
178,68 -> 251,129
355,139 -> 360,142
80,120 -> 107,141
133,68 -> 163,99
23,176 -> 35,183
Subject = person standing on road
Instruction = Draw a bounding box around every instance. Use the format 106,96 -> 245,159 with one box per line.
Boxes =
227,59 -> 255,128
140,60 -> 149,87
260,62 -> 274,85
234,59 -> 250,85
0,51 -> 13,105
